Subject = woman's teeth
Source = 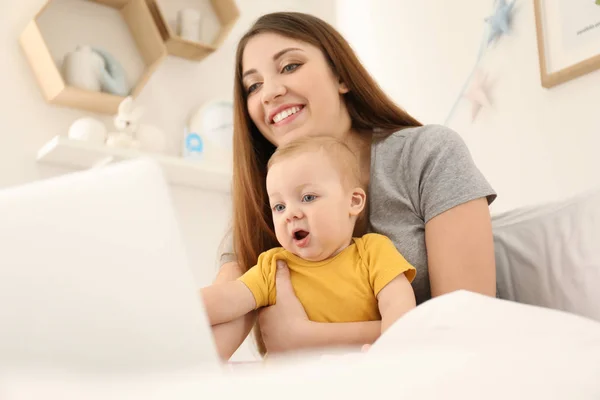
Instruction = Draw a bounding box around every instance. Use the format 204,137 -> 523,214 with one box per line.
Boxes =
272,106 -> 302,123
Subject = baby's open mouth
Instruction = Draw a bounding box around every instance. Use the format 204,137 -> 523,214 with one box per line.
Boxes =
293,230 -> 309,240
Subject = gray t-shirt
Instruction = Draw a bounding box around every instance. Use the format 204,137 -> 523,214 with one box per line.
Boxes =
219,124 -> 496,305
368,124 -> 496,304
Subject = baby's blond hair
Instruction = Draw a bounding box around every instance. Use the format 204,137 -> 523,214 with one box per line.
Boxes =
267,135 -> 362,190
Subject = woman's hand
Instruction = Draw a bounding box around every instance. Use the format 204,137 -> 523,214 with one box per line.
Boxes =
258,260 -> 311,353
258,261 -> 382,353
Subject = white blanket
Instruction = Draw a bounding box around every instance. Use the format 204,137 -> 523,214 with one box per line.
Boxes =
3,291 -> 600,399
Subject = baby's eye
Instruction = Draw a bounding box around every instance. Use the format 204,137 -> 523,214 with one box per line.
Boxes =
273,204 -> 285,212
302,194 -> 317,203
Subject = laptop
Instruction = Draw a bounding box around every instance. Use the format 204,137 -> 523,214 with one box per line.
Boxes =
0,158 -> 222,373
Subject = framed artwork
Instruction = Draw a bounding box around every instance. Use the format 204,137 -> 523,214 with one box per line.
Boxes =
534,0 -> 600,88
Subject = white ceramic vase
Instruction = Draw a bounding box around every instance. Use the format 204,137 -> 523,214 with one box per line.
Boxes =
177,8 -> 202,42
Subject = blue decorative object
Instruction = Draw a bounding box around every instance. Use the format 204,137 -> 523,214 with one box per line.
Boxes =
186,132 -> 204,152
182,100 -> 233,164
485,0 -> 515,45
183,128 -> 204,160
92,47 -> 130,96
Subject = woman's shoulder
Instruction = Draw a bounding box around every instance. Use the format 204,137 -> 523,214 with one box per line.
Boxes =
373,124 -> 469,167
375,124 -> 464,150
371,123 -> 497,219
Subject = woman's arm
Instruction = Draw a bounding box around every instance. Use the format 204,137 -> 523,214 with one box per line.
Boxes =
260,312 -> 381,353
257,262 -> 381,353
425,197 -> 496,297
205,262 -> 256,361
298,321 -> 381,351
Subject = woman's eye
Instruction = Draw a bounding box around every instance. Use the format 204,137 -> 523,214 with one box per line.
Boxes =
282,63 -> 300,73
273,204 -> 285,212
247,82 -> 261,94
302,194 -> 317,202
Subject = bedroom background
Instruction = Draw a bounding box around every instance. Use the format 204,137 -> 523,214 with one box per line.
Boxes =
1,0 -> 598,360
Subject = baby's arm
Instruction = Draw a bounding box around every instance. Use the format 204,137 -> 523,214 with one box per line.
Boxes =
377,273 -> 416,333
200,281 -> 256,326
202,251 -> 275,326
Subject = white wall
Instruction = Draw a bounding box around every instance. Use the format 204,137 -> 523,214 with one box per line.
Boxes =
0,0 -> 335,361
337,0 -> 600,214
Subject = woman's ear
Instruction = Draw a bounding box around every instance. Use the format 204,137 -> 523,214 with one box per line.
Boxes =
349,187 -> 366,216
338,80 -> 349,94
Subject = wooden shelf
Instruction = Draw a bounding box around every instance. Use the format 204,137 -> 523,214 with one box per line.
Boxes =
19,0 -> 167,114
147,0 -> 239,61
37,136 -> 232,193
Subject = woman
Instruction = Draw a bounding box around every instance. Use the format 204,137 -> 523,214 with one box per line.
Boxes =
211,12 -> 497,360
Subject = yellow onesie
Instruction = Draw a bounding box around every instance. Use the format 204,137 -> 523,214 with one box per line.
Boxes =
238,233 -> 416,323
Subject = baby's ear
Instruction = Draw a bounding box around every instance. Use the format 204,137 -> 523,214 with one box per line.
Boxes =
349,187 -> 366,216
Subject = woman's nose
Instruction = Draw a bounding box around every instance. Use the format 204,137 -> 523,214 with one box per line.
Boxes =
261,78 -> 286,105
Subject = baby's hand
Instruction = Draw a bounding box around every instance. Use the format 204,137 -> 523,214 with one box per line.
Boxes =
361,344 -> 371,353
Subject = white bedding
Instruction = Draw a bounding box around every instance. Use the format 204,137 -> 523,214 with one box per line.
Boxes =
3,291 -> 600,399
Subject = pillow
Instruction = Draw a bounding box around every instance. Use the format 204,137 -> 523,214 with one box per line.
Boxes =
492,186 -> 600,321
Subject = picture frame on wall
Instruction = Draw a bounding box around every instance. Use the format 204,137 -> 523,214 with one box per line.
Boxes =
533,0 -> 600,88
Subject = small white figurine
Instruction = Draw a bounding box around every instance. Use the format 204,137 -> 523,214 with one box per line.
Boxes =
106,96 -> 166,153
106,96 -> 142,149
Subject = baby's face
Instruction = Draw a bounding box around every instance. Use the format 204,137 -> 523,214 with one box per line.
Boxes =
266,151 -> 356,261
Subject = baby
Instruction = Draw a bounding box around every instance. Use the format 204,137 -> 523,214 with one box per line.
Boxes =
201,136 -> 416,344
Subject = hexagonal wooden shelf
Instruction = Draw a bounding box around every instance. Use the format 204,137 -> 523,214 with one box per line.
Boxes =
146,0 -> 239,61
19,0 -> 167,115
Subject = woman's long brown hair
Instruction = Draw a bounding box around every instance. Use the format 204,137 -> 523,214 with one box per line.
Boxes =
231,12 -> 422,355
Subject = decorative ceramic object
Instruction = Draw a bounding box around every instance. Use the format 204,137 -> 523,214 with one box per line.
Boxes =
106,96 -> 142,149
184,100 -> 233,164
67,117 -> 107,145
177,8 -> 202,42
62,45 -> 129,96
62,45 -> 105,91
106,96 -> 166,153
92,47 -> 130,96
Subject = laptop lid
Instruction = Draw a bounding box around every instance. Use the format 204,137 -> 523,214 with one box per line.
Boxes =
0,159 -> 221,373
